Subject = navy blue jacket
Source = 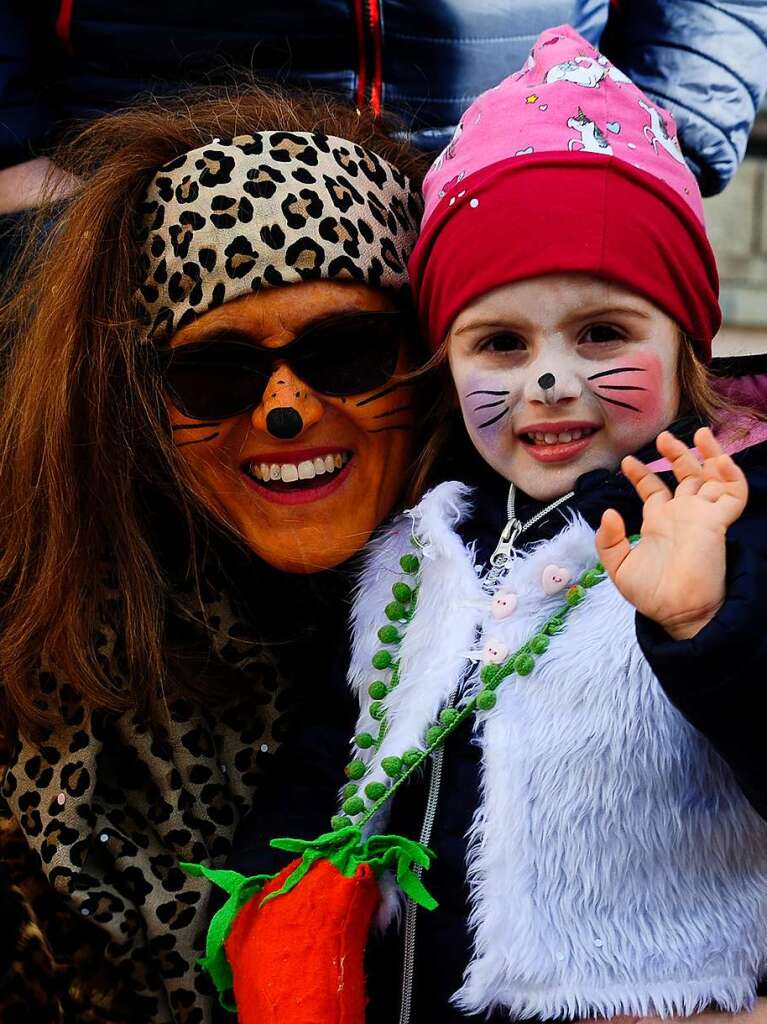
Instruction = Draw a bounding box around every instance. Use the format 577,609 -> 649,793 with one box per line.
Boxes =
224,420 -> 767,1023
1,1 -> 766,194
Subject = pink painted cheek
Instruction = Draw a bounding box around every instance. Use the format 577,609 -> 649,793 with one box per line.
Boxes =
587,354 -> 665,425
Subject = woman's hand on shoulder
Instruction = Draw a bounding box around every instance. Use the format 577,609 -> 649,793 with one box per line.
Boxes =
595,427 -> 748,640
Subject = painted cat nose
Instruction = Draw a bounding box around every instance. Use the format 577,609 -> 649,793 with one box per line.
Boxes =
266,407 -> 304,439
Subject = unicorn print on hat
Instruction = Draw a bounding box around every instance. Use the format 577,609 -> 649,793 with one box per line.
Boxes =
567,108 -> 613,154
546,55 -> 632,89
640,99 -> 686,164
419,23 -> 707,229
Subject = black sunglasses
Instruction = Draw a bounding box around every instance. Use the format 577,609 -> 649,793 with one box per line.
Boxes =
156,310 -> 409,421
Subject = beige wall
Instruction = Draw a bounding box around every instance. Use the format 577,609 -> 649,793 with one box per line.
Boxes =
705,109 -> 767,357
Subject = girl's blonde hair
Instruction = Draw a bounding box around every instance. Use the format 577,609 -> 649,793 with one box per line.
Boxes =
408,332 -> 737,503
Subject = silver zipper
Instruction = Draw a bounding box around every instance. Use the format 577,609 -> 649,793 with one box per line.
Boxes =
483,482 -> 575,593
398,719 -> 451,1024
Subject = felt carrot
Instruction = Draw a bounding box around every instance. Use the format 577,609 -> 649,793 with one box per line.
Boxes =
182,826 -> 435,1023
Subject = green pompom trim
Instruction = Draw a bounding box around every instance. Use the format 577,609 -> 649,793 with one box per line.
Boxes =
425,725 -> 444,746
566,585 -> 585,606
392,582 -> 413,603
480,663 -> 501,688
343,782 -> 359,798
530,633 -> 550,655
402,748 -> 422,767
346,759 -> 366,780
477,690 -> 497,711
365,781 -> 388,801
355,732 -> 374,750
378,624 -> 400,644
370,701 -> 385,721
331,814 -> 352,831
385,601 -> 407,622
399,553 -> 420,574
439,708 -> 459,727
372,650 -> 393,670
368,680 -> 388,700
342,795 -> 365,816
581,568 -> 603,589
514,653 -> 535,676
546,617 -> 564,635
381,756 -> 403,778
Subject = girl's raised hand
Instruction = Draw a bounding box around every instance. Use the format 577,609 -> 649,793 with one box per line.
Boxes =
595,427 -> 748,640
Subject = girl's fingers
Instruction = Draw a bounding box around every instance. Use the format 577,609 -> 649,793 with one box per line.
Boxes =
622,455 -> 671,505
693,426 -> 724,460
595,507 -> 631,579
655,430 -> 703,485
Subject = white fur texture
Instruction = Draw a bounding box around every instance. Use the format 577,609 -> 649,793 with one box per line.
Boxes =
349,485 -> 767,1019
349,483 -> 484,839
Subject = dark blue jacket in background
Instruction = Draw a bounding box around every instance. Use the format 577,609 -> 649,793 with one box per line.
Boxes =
1,0 -> 766,194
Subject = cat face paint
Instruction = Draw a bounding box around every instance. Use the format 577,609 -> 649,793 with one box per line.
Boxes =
448,274 -> 681,501
166,281 -> 414,573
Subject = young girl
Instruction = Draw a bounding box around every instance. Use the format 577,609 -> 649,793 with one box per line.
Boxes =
352,25 -> 767,1023
198,25 -> 767,1024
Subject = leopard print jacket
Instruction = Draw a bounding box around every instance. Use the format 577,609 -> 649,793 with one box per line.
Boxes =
0,572 -> 291,1023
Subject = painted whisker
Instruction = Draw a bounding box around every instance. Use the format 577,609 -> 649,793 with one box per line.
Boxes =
372,405 -> 414,419
597,385 -> 647,392
368,424 -> 413,434
356,382 -> 413,407
594,394 -> 641,413
172,421 -> 222,431
473,399 -> 506,411
466,389 -> 510,398
478,407 -> 509,429
587,366 -> 646,381
176,432 -> 220,447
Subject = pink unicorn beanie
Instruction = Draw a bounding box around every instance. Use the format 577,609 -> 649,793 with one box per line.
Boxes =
409,25 -> 721,359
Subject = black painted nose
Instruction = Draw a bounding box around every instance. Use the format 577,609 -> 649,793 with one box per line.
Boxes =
266,407 -> 304,439
538,373 -> 556,391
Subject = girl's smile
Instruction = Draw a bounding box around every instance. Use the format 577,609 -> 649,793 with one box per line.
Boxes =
448,273 -> 681,500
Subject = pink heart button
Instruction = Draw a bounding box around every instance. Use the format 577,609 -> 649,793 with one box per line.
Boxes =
482,638 -> 509,665
541,564 -> 572,595
491,591 -> 518,620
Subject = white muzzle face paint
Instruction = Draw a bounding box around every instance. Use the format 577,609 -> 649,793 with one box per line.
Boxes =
446,274 -> 681,501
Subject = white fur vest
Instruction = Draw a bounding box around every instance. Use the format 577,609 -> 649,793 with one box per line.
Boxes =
348,482 -> 767,1019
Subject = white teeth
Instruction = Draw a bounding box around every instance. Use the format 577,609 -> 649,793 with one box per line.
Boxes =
248,452 -> 350,486
525,428 -> 594,446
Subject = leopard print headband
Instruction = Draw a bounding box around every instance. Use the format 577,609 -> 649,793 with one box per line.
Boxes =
135,131 -> 422,342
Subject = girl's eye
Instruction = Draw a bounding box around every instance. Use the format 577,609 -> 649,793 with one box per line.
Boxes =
482,332 -> 524,353
581,324 -> 625,344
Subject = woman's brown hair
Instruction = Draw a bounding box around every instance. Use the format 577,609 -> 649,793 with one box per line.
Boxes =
0,83 -> 429,737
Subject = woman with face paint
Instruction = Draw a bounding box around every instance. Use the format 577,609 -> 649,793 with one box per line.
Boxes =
196,26 -> 767,1024
0,86 -> 430,1020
